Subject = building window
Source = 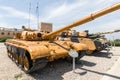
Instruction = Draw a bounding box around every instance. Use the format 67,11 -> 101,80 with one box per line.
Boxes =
8,32 -> 10,35
13,32 -> 15,35
1,32 -> 4,35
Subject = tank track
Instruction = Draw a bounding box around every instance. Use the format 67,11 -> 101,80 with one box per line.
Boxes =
25,58 -> 48,73
4,43 -> 48,73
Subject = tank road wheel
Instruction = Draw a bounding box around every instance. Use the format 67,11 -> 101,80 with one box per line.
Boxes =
11,46 -> 15,61
7,52 -> 12,59
9,52 -> 11,58
6,48 -> 11,58
11,53 -> 15,60
18,55 -> 23,67
23,53 -> 33,73
10,52 -> 13,59
66,51 -> 86,64
6,45 -> 12,58
7,52 -> 10,57
23,55 -> 30,71
14,54 -> 19,64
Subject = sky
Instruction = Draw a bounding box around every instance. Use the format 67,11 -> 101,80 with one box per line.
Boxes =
0,0 -> 120,40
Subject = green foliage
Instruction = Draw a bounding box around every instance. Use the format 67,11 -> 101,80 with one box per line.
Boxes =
14,73 -> 23,80
0,37 -> 11,42
108,39 -> 120,46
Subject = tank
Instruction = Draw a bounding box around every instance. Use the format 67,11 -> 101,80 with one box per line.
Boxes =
57,29 -> 120,54
58,30 -> 96,54
77,31 -> 96,54
89,29 -> 120,51
4,3 -> 120,73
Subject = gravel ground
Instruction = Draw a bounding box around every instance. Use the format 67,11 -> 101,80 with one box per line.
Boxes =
0,43 -> 119,80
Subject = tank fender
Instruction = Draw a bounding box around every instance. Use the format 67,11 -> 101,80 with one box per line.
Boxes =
71,43 -> 88,51
26,45 -> 50,60
79,38 -> 96,50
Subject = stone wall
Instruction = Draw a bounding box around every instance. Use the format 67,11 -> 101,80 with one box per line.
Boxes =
0,27 -> 21,38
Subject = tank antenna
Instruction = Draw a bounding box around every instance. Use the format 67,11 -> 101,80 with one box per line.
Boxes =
28,2 -> 31,28
36,2 -> 39,29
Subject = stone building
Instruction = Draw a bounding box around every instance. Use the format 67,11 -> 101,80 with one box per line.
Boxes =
39,22 -> 52,33
0,27 -> 21,38
0,22 -> 52,38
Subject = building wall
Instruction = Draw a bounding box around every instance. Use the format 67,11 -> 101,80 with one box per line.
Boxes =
0,22 -> 52,38
39,22 -> 52,32
0,27 -> 21,38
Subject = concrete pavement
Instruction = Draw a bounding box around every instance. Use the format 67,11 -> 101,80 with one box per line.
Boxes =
101,48 -> 120,80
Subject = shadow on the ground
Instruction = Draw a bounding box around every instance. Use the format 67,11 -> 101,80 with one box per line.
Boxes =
79,67 -> 120,79
29,59 -> 96,80
86,51 -> 113,58
28,52 -> 116,80
80,60 -> 96,67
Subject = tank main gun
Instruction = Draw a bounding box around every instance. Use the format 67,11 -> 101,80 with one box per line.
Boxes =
88,29 -> 120,39
43,3 -> 120,39
94,29 -> 120,35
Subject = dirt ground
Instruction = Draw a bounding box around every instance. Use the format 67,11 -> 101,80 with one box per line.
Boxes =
0,43 -> 119,80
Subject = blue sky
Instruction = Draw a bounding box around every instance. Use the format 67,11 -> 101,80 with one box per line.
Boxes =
0,0 -> 120,39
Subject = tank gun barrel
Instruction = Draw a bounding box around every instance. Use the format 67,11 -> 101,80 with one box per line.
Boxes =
95,29 -> 120,35
43,3 -> 120,38
114,29 -> 120,32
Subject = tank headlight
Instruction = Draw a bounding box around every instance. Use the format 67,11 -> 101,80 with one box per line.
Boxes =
37,33 -> 42,37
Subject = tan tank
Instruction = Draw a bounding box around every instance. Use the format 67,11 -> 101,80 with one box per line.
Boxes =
4,3 -> 120,73
58,30 -> 96,54
78,31 -> 96,54
90,29 -> 120,51
58,29 -> 120,54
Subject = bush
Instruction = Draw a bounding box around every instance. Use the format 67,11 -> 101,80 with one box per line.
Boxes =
108,39 -> 120,46
0,37 -> 11,42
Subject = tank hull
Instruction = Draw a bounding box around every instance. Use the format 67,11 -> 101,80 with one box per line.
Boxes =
5,39 -> 87,73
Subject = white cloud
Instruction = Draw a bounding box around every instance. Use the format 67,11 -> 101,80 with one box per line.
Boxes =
90,20 -> 120,33
0,6 -> 38,29
43,1 -> 87,21
96,0 -> 119,5
0,1 -> 119,32
0,6 -> 37,21
97,0 -> 106,4
0,22 -> 23,29
0,22 -> 13,28
0,14 -> 3,18
39,0 -> 120,36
